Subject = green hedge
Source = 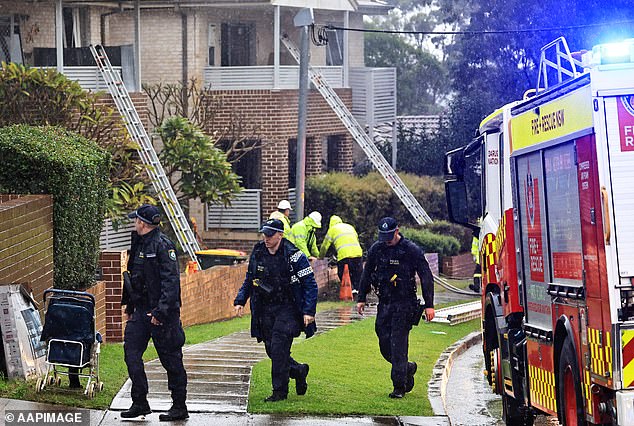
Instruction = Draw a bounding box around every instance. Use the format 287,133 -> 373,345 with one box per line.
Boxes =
305,172 -> 447,250
420,220 -> 473,253
399,227 -> 460,257
0,125 -> 110,289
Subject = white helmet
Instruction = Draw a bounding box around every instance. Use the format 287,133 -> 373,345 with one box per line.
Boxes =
277,200 -> 292,210
308,211 -> 322,228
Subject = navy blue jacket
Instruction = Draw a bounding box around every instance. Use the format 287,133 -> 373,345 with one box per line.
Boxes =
358,236 -> 434,308
122,228 -> 182,324
234,239 -> 318,340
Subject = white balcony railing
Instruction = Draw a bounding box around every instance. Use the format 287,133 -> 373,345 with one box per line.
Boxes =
350,67 -> 397,127
100,218 -> 134,251
206,189 -> 262,230
59,66 -> 123,92
204,65 -> 343,90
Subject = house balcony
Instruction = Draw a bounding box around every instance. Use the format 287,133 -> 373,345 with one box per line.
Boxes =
204,65 -> 396,128
56,66 -> 123,92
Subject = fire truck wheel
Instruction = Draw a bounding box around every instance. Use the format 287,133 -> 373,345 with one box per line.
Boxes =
557,339 -> 586,426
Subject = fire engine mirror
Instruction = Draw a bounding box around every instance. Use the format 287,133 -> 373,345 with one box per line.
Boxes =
445,180 -> 470,225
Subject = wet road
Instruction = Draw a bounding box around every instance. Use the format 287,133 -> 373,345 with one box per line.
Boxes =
445,344 -> 560,426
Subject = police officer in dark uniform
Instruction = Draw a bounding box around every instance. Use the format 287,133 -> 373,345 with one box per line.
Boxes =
357,217 -> 435,399
234,218 -> 318,402
121,204 -> 188,421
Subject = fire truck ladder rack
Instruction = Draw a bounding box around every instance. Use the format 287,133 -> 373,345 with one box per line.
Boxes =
536,36 -> 584,92
89,44 -> 202,268
281,34 -> 432,225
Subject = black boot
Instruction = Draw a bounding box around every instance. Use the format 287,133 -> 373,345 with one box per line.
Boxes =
406,361 -> 417,393
159,405 -> 189,421
264,392 -> 287,402
389,388 -> 405,399
121,402 -> 152,419
295,363 -> 309,396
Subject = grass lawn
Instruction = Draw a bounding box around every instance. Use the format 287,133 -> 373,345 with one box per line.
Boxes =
0,300 -> 352,409
248,315 -> 480,416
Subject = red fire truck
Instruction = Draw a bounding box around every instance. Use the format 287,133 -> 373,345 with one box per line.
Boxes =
444,37 -> 634,425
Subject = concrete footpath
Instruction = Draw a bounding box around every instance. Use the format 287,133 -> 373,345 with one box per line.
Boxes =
0,304 -> 481,425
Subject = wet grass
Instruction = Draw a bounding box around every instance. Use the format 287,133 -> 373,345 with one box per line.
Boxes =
248,316 -> 480,416
0,300 -> 352,410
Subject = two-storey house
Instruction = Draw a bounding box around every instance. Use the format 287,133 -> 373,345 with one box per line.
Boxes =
0,0 -> 395,250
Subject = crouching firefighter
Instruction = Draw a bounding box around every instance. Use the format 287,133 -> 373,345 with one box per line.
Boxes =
234,218 -> 318,402
357,217 -> 435,398
121,204 -> 188,421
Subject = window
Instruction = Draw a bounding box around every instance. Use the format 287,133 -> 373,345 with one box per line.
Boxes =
207,24 -> 216,66
326,135 -> 341,171
63,7 -> 88,48
0,15 -> 22,64
288,138 -> 297,188
516,151 -> 551,329
230,142 -> 261,189
544,143 -> 583,286
325,27 -> 343,66
221,22 -> 255,66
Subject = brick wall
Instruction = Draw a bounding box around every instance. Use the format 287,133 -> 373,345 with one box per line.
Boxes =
0,195 -> 54,305
180,263 -> 249,327
85,280 -> 107,342
95,253 -> 334,341
198,88 -> 354,223
97,251 -> 128,343
441,253 -> 475,279
95,92 -> 149,130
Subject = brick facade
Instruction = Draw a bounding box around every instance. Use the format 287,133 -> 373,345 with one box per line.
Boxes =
0,195 -> 54,305
89,253 -> 334,342
85,280 -> 107,343
441,253 -> 476,279
97,250 -> 128,343
197,88 -> 354,228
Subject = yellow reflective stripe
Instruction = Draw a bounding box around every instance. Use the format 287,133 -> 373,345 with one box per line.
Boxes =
338,242 -> 359,249
332,232 -> 355,243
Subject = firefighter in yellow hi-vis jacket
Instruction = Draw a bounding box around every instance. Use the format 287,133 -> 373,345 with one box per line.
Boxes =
318,215 -> 363,296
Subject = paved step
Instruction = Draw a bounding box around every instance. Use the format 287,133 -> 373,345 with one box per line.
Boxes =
110,305 -> 376,413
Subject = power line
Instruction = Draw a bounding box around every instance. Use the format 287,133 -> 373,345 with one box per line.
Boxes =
324,20 -> 634,36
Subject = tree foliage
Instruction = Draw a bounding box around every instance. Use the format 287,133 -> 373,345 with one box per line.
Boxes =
365,33 -> 446,115
156,116 -> 242,207
0,62 -> 151,220
0,125 -> 110,289
144,79 -> 264,164
443,0 -> 634,147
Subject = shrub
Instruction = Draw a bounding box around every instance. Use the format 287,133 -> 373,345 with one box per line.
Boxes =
400,227 -> 460,257
0,125 -> 110,289
421,220 -> 473,253
305,172 -> 447,250
0,62 -> 151,220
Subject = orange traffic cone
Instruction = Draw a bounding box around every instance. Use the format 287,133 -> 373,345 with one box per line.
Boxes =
339,264 -> 353,301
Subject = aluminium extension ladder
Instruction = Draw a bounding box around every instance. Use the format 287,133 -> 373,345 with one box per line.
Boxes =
89,44 -> 202,267
281,34 -> 432,224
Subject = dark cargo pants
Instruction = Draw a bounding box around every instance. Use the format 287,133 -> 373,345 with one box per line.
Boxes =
375,300 -> 416,392
124,310 -> 188,406
260,303 -> 303,395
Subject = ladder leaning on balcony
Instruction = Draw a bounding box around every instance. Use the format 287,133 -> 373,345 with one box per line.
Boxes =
281,34 -> 432,225
89,44 -> 202,268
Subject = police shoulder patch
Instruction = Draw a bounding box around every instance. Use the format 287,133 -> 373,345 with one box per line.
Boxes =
168,249 -> 177,261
